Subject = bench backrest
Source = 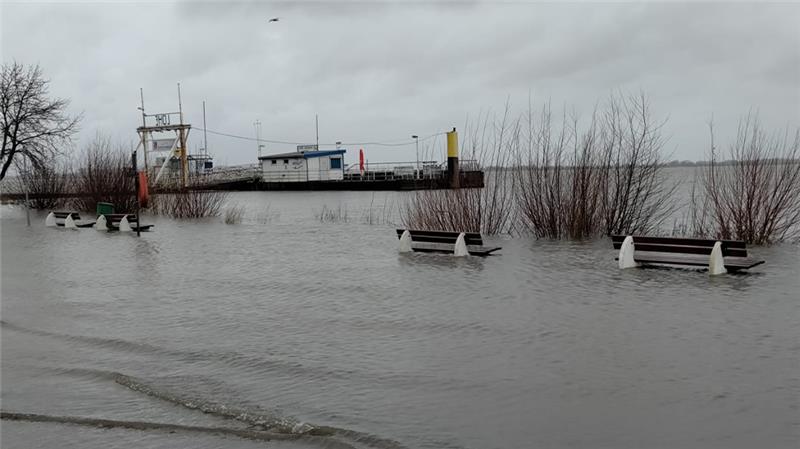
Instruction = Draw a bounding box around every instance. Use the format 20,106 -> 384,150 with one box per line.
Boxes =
396,229 -> 483,246
102,214 -> 138,223
52,211 -> 81,220
611,235 -> 748,257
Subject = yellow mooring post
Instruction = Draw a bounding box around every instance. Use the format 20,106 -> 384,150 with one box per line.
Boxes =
446,127 -> 459,188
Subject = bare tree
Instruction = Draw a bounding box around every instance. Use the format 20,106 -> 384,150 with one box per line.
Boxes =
1,62 -> 80,179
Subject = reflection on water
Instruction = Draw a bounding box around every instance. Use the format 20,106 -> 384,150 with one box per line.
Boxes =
1,191 -> 798,449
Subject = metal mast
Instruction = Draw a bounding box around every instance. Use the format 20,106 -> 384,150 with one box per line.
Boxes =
202,100 -> 208,158
177,83 -> 188,187
140,88 -> 148,176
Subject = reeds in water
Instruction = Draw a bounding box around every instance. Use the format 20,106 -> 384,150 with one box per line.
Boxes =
224,204 -> 246,224
316,204 -> 349,223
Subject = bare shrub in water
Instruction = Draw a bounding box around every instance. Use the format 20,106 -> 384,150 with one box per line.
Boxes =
516,93 -> 676,239
463,104 -> 519,235
694,115 -> 800,244
402,104 -> 518,235
150,189 -> 228,218
402,94 -> 676,238
402,188 -> 482,232
12,157 -> 71,210
516,102 -> 604,239
71,134 -> 137,212
598,93 -> 678,236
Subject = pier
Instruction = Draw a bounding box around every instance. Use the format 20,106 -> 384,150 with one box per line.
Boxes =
186,160 -> 484,191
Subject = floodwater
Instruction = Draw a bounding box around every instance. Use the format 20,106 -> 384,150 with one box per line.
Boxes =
1,191 -> 798,449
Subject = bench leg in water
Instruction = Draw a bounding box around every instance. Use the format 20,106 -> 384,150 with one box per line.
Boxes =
45,212 -> 56,227
618,235 -> 640,269
708,241 -> 727,275
95,215 -> 108,231
398,230 -> 412,253
119,215 -> 132,232
64,215 -> 77,229
453,232 -> 468,257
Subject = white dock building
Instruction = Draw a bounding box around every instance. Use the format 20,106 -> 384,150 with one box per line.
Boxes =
258,148 -> 346,182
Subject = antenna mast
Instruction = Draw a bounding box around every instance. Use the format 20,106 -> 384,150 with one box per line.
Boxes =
177,83 -> 188,187
140,88 -> 148,176
202,100 -> 208,157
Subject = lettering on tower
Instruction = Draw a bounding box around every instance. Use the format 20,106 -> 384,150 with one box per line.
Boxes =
155,114 -> 170,126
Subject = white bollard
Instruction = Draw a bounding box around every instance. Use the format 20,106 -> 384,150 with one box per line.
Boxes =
708,241 -> 727,276
45,212 -> 56,227
95,215 -> 108,231
453,232 -> 469,257
398,230 -> 412,253
119,215 -> 132,232
618,235 -> 639,269
64,214 -> 77,229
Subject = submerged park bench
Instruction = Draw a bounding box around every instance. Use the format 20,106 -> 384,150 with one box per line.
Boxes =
613,235 -> 764,275
396,229 -> 501,256
45,211 -> 96,228
97,214 -> 153,232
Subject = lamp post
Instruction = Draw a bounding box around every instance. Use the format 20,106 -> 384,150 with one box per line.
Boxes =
412,135 -> 419,179
22,151 -> 30,227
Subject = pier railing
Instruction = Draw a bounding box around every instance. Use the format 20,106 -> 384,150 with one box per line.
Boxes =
345,161 -> 441,181
185,164 -> 261,187
343,159 -> 480,181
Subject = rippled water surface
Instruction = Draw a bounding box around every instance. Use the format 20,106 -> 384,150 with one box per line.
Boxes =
2,191 -> 798,449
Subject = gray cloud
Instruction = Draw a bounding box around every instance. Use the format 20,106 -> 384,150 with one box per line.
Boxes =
2,1 -> 798,165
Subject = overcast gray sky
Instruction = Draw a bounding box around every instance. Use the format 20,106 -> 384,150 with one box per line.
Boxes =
3,1 -> 799,165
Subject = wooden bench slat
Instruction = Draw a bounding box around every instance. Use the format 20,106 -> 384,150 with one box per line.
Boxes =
396,229 -> 483,245
612,235 -> 763,271
396,229 -> 500,256
410,243 -> 501,257
56,221 -> 95,228
396,229 -> 481,238
106,223 -> 152,231
400,234 -> 483,246
611,234 -> 747,249
102,214 -> 139,223
100,214 -> 150,230
52,212 -> 81,219
612,242 -> 749,258
102,214 -> 138,219
618,252 -> 765,270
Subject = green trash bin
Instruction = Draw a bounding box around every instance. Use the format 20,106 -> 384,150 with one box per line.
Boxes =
96,202 -> 115,216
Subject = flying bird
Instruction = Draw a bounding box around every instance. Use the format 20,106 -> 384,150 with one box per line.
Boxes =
268,17 -> 280,23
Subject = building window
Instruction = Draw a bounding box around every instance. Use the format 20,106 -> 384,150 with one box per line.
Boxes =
283,159 -> 289,164
330,157 -> 342,169
271,160 -> 277,165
